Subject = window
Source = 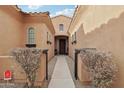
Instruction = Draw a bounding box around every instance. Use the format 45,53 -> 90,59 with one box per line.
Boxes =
71,35 -> 74,42
47,32 -> 52,44
28,27 -> 35,44
74,32 -> 77,41
47,32 -> 49,41
71,32 -> 77,44
59,24 -> 64,31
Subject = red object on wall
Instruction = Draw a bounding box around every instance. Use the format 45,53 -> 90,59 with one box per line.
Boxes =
4,70 -> 12,80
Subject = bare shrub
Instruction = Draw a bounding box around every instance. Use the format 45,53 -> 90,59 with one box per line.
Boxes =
11,48 -> 42,87
80,49 -> 118,88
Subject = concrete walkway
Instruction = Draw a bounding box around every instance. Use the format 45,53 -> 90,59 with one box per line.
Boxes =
48,56 -> 75,88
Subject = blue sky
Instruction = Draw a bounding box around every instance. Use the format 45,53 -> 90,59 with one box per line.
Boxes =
18,5 -> 76,17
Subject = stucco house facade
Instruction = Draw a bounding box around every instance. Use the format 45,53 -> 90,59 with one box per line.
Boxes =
68,5 -> 124,87
0,5 -> 55,86
0,5 -> 55,59
52,15 -> 71,55
1,5 -> 124,88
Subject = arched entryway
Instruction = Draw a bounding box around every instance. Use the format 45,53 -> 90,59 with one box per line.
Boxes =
54,35 -> 69,55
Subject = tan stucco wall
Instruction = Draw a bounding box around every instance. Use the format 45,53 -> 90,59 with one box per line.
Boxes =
0,5 -> 55,85
69,24 -> 85,58
40,24 -> 54,60
23,23 -> 54,61
78,54 -> 92,84
52,15 -> 71,55
52,15 -> 71,36
0,56 -> 26,81
69,6 -> 124,87
0,5 -> 55,59
69,5 -> 124,35
0,53 -> 46,86
0,6 -> 24,56
35,53 -> 46,86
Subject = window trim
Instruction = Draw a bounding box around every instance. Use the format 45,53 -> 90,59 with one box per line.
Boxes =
59,24 -> 64,31
27,27 -> 35,44
46,32 -> 52,45
71,32 -> 77,44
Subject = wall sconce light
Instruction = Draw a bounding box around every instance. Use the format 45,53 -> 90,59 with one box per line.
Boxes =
47,41 -> 52,44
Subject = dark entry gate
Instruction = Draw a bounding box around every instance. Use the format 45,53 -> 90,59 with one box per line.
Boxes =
43,49 -> 48,80
74,48 -> 96,80
74,49 -> 80,80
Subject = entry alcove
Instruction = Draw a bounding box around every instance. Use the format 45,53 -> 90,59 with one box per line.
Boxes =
54,35 -> 69,55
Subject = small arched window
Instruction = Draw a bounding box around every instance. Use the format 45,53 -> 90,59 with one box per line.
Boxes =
28,27 -> 35,44
59,24 -> 64,31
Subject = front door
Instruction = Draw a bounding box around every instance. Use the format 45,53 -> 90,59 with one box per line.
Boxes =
59,39 -> 66,54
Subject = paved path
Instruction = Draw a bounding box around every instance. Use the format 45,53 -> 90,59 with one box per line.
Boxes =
48,56 -> 75,88
66,56 -> 93,88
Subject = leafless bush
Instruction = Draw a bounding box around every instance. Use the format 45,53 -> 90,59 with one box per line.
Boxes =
11,48 -> 42,87
80,49 -> 118,88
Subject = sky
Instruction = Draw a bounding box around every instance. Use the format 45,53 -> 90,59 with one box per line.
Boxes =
18,5 -> 76,17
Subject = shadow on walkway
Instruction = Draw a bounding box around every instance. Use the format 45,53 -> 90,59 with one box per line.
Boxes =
41,56 -> 57,88
66,56 -> 93,88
